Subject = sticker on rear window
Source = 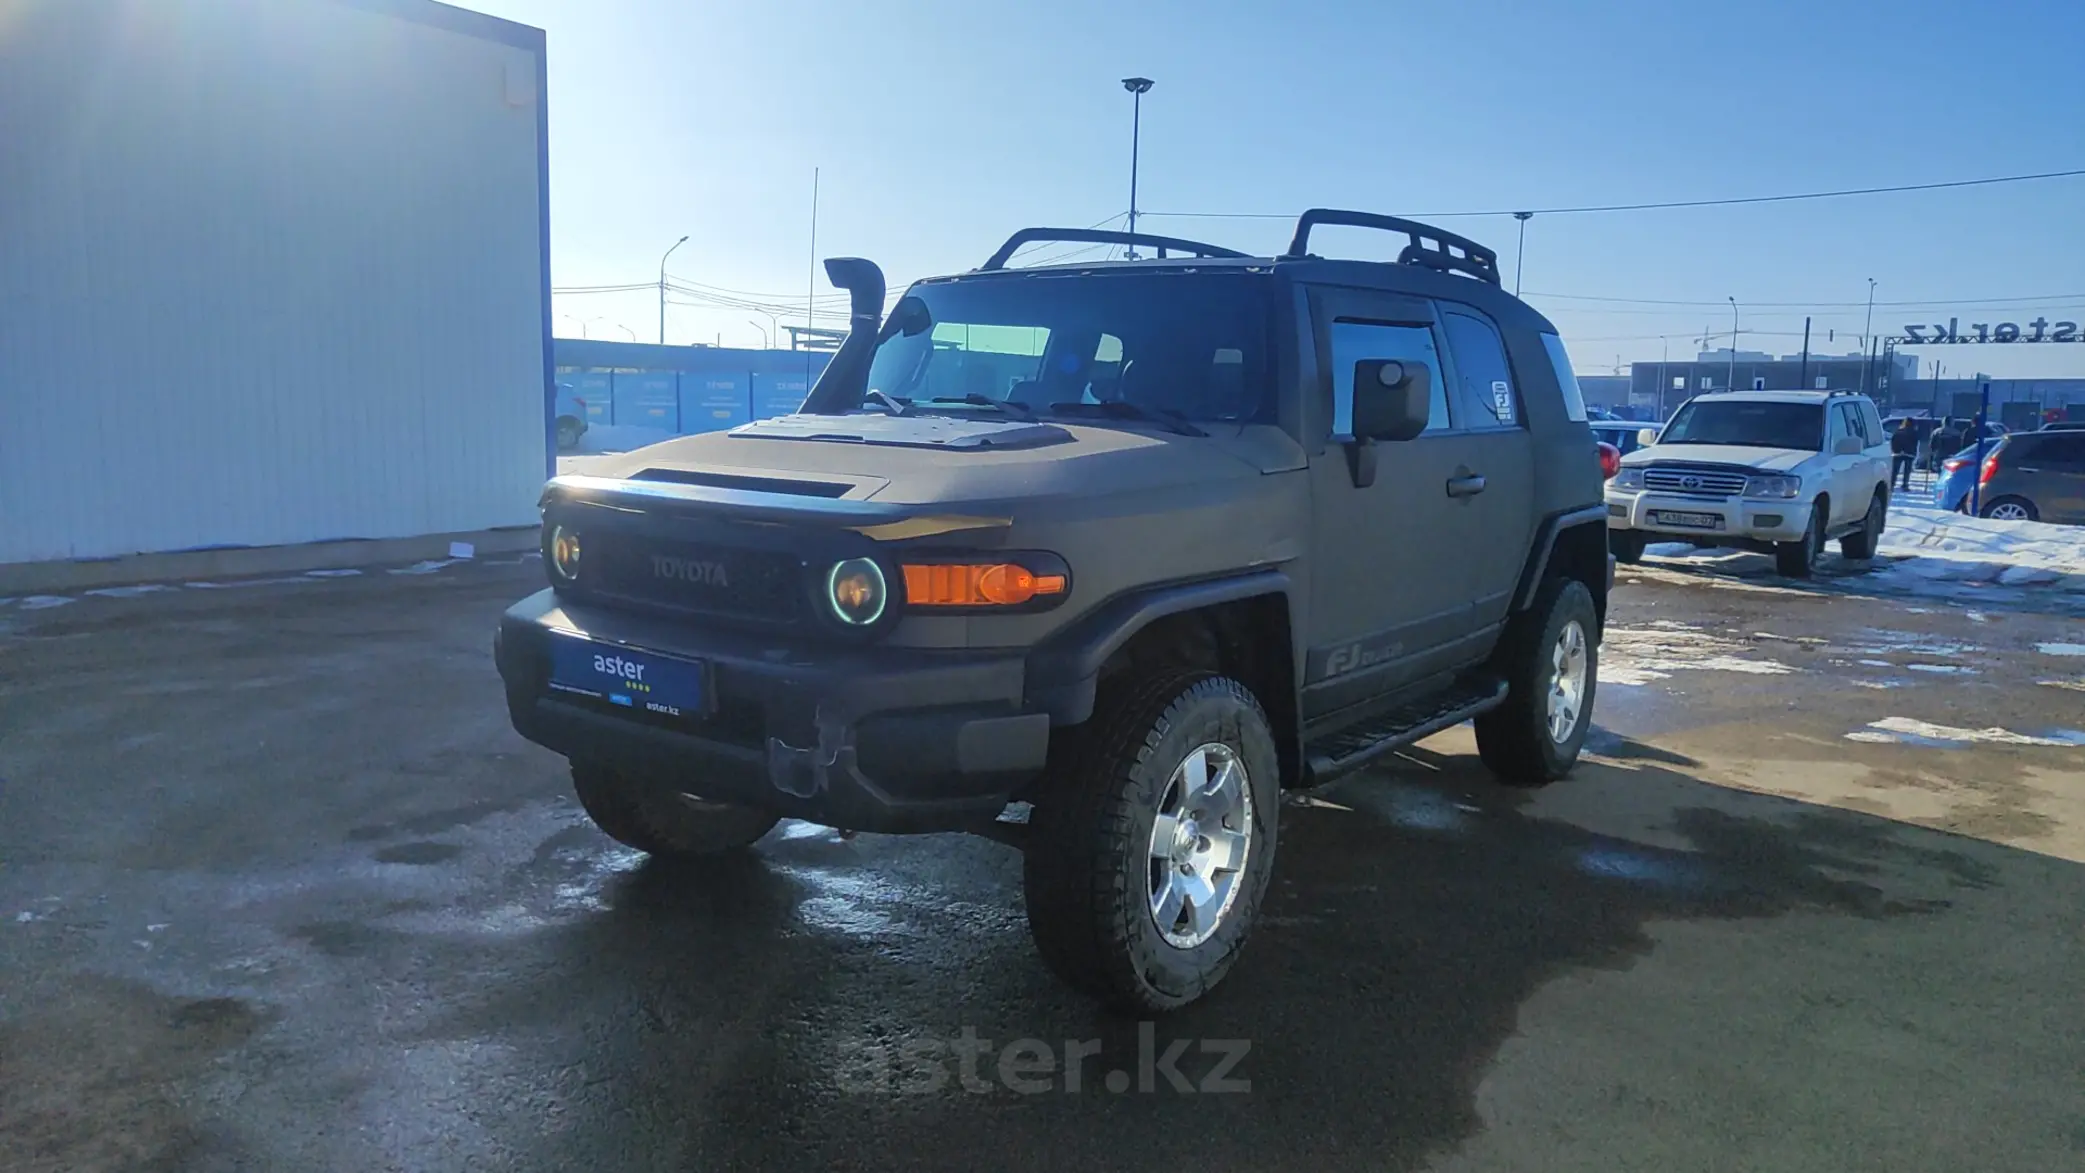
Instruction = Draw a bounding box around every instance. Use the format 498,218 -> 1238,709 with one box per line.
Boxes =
1491,380 -> 1513,421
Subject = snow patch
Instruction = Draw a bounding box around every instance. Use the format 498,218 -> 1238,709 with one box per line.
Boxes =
18,596 -> 75,610
1846,717 -> 2085,748
1904,663 -> 1976,675
2036,642 -> 2085,657
1601,623 -> 1797,686
82,584 -> 172,599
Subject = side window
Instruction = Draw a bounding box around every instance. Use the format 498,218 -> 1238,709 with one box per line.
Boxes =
1328,321 -> 1452,437
1833,402 -> 1865,444
1440,309 -> 1520,429
1539,333 -> 1589,423
1859,401 -> 1886,444
2035,433 -> 2085,467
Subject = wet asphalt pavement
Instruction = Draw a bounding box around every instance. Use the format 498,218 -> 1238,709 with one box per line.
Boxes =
3,556 -> 2083,1171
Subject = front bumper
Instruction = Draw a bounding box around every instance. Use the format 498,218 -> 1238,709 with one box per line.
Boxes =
1604,489 -> 1810,543
495,589 -> 1050,833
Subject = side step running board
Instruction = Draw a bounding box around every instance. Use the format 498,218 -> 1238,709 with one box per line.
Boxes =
1305,677 -> 1509,783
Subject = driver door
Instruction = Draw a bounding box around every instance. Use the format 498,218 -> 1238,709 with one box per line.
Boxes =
1302,288 -> 1482,721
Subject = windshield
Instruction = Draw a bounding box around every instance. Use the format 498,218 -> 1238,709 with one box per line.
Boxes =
1659,399 -> 1823,450
861,273 -> 1273,425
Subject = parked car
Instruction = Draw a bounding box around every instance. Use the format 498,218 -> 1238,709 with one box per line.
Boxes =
1932,444 -> 1980,512
2039,419 -> 2085,432
495,209 -> 1615,1012
1959,431 -> 2085,523
555,381 -> 590,451
1589,419 -> 1653,456
1605,388 -> 1893,577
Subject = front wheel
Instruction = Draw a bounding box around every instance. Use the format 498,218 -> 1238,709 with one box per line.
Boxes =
1475,576 -> 1599,787
1840,491 -> 1887,559
1023,672 -> 1280,1013
1609,530 -> 1646,565
1774,500 -> 1828,578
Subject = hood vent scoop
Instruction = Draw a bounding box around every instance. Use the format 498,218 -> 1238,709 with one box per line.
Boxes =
729,413 -> 1074,451
627,468 -> 854,498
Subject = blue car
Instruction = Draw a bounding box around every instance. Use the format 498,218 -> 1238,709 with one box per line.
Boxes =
1932,445 -> 1981,512
1589,420 -> 1655,456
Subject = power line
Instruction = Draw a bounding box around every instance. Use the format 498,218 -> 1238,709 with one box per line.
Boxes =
1141,166 -> 2085,221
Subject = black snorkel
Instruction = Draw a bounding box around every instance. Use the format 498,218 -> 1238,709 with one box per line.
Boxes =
798,258 -> 886,415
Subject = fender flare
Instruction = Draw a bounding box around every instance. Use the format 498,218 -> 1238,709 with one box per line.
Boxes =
1025,568 -> 1296,725
1512,504 -> 1609,613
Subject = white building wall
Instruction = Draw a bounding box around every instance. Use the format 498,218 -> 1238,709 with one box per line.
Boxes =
0,0 -> 549,565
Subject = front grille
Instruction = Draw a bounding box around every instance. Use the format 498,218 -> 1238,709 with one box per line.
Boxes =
587,535 -> 804,623
1643,465 -> 1748,497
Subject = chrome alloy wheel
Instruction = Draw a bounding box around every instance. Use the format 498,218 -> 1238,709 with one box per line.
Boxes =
1547,619 -> 1589,744
1147,742 -> 1252,949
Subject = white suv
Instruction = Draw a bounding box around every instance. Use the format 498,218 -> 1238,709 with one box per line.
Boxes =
1604,389 -> 1893,577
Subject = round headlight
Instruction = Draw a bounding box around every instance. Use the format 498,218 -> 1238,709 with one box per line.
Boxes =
549,525 -> 582,582
826,558 -> 888,626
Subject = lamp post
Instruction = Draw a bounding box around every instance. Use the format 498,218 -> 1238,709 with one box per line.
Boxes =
1512,212 -> 1533,297
1727,296 -> 1739,392
1121,77 -> 1153,257
658,235 -> 688,344
747,319 -> 770,350
1860,277 -> 1878,395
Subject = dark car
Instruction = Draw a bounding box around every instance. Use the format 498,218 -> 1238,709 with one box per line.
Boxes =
494,211 -> 1613,1011
1969,431 -> 2085,523
1590,420 -> 1652,456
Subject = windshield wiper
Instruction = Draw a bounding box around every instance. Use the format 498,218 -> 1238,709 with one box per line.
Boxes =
1046,400 -> 1208,437
917,393 -> 1035,420
862,389 -> 912,416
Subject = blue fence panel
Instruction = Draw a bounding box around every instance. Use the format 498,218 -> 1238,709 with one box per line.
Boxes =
678,371 -> 751,434
751,371 -> 813,420
613,371 -> 680,432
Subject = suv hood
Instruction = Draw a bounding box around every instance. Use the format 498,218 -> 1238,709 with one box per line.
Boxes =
1625,443 -> 1816,472
574,414 -> 1302,507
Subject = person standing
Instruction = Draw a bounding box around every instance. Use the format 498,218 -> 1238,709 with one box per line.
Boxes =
1890,416 -> 1919,490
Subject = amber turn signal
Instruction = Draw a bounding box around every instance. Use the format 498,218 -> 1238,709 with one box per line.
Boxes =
902,563 -> 1068,607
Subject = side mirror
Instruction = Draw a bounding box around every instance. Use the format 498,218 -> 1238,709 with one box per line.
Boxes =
1834,436 -> 1864,455
1351,359 -> 1430,442
880,294 -> 932,342
1637,428 -> 1660,448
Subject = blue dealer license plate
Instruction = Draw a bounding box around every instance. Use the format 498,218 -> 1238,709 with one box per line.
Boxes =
546,634 -> 706,718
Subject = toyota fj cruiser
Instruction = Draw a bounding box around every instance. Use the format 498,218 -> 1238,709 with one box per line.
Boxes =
495,211 -> 1613,1011
1605,388 -> 1893,577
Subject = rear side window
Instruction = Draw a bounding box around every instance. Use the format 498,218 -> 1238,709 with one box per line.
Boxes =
2023,433 -> 2085,465
1440,309 -> 1520,428
1858,401 -> 1886,442
1539,334 -> 1589,422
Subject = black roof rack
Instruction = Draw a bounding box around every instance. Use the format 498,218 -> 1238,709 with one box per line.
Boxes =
1281,209 -> 1502,287
979,228 -> 1249,271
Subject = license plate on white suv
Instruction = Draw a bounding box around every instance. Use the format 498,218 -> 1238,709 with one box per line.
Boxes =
1650,510 -> 1723,530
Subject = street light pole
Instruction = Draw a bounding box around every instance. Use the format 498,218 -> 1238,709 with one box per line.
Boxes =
658,235 -> 688,345
1858,277 -> 1878,395
1121,77 -> 1153,258
747,319 -> 770,350
1727,296 -> 1739,392
1512,212 -> 1532,297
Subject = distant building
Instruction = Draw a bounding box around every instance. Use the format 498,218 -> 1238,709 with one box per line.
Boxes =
1629,351 -> 1919,416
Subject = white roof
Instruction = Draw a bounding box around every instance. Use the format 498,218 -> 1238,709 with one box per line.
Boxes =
1689,389 -> 1862,404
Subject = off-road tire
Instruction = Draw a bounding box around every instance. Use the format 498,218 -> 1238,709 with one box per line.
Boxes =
1475,576 -> 1599,787
571,765 -> 778,856
556,416 -> 584,451
1023,671 -> 1280,1014
1840,489 -> 1887,559
1775,500 -> 1828,578
1609,530 -> 1647,565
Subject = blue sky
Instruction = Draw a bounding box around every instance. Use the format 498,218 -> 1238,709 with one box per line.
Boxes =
471,0 -> 2085,378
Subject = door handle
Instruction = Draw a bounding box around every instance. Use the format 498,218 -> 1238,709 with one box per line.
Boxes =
1447,473 -> 1487,498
